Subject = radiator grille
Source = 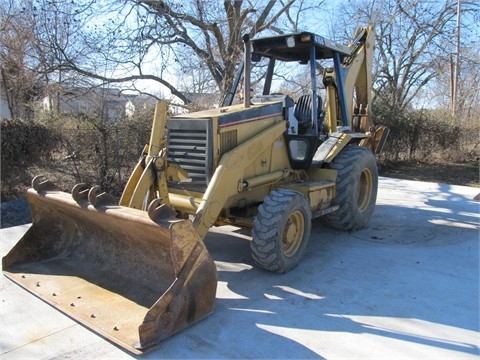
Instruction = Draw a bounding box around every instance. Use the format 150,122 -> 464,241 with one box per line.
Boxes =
167,119 -> 211,186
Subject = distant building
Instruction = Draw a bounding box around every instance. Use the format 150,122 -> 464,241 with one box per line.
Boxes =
169,92 -> 220,114
0,86 -> 11,119
128,94 -> 158,114
0,78 -> 13,119
41,87 -> 140,120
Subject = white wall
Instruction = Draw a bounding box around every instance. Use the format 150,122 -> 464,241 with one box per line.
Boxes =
0,81 -> 12,119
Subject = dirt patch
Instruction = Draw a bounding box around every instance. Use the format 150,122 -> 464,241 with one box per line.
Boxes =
378,161 -> 479,188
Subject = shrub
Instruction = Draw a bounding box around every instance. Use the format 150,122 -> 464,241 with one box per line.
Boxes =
1,119 -> 62,166
373,102 -> 461,162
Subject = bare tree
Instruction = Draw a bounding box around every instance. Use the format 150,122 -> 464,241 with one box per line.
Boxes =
3,0 -> 329,110
429,6 -> 480,116
335,0 -> 478,111
32,0 -> 321,105
0,1 -> 40,120
0,0 -> 98,119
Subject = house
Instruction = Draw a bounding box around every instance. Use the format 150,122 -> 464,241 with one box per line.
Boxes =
0,80 -> 12,119
41,87 -> 139,120
0,78 -> 13,119
169,92 -> 221,114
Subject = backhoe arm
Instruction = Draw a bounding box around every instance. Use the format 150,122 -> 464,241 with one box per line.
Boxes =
324,26 -> 389,154
344,26 -> 375,131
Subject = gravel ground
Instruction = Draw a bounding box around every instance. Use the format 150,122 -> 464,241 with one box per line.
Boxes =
1,198 -> 31,229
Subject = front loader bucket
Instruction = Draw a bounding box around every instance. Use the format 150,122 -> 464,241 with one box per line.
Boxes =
2,178 -> 217,354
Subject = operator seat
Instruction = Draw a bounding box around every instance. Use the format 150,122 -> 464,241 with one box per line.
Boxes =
294,95 -> 323,134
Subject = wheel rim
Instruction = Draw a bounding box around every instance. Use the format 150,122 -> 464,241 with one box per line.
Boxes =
282,210 -> 305,257
357,168 -> 373,212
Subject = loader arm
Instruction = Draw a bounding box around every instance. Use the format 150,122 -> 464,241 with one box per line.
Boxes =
120,101 -> 170,209
193,120 -> 288,240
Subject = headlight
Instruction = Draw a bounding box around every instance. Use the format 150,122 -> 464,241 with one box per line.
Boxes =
286,36 -> 296,48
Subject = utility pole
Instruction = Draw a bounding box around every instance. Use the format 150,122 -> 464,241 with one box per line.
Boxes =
452,0 -> 461,116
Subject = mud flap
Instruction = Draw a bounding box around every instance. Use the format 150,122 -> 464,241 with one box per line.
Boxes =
2,178 -> 217,354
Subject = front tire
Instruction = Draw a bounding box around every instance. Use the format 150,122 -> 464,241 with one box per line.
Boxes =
323,146 -> 378,231
251,190 -> 312,273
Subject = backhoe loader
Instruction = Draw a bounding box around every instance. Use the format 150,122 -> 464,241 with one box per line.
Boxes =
3,26 -> 388,353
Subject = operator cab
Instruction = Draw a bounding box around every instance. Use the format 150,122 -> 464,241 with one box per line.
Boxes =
247,32 -> 352,169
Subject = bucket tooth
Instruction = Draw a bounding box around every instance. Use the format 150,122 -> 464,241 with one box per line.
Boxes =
87,185 -> 115,206
148,198 -> 174,222
32,175 -> 58,192
71,183 -> 89,202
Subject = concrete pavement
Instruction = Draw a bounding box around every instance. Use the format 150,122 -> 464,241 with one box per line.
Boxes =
1,177 -> 479,359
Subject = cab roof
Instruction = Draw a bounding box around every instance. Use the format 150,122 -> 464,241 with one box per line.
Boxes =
250,32 -> 351,63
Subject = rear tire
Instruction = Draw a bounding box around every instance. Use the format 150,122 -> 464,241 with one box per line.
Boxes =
251,190 -> 312,273
323,146 -> 378,231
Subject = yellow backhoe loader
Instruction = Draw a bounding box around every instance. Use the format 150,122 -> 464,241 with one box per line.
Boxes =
3,26 -> 388,353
